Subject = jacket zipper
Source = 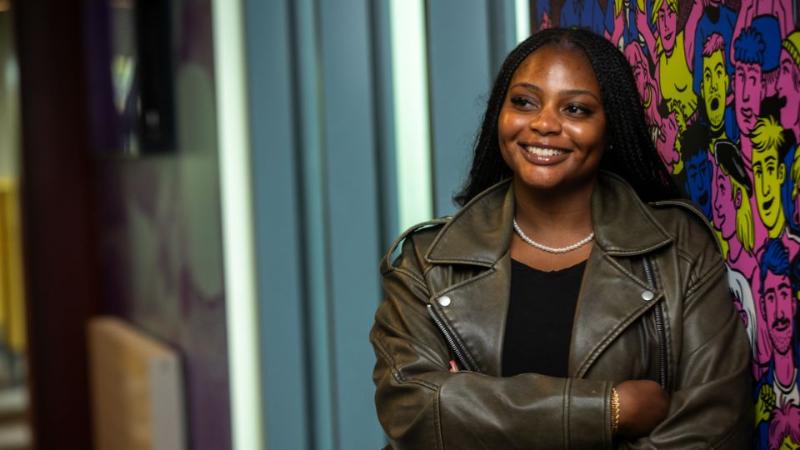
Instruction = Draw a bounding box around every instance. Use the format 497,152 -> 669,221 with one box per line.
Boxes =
642,257 -> 669,390
427,304 -> 476,372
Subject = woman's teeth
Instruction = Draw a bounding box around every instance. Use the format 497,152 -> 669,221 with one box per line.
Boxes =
525,146 -> 565,157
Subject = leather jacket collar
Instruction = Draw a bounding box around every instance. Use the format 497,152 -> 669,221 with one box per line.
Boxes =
426,171 -> 674,266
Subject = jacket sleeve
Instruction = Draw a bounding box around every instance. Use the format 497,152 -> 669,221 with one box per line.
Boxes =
370,235 -> 614,450
621,245 -> 753,449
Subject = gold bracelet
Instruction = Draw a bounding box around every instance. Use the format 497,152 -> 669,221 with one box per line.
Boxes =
611,387 -> 621,435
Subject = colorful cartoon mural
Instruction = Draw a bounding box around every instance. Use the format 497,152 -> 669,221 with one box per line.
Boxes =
532,1 -> 800,447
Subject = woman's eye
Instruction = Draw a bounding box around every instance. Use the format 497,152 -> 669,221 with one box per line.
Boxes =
564,104 -> 590,115
510,96 -> 534,108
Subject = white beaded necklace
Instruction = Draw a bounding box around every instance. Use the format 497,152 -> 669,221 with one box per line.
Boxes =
512,218 -> 594,254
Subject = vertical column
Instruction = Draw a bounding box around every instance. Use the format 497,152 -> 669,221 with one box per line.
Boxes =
213,0 -> 264,448
290,0 -> 336,448
426,0 -> 493,217
317,0 -> 386,448
515,0 -> 531,42
488,0 -> 523,71
245,0 -> 317,449
372,0 -> 400,248
389,0 -> 434,228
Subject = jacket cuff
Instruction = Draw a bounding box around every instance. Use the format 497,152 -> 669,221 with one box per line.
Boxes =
566,378 -> 613,449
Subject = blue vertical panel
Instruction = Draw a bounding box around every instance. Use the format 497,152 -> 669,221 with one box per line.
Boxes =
488,0 -> 522,73
244,0 -> 310,449
427,0 -> 493,216
289,1 -> 336,449
371,0 -> 400,249
317,0 -> 385,448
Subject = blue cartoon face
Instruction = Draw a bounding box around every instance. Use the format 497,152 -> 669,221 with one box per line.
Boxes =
685,151 -> 713,218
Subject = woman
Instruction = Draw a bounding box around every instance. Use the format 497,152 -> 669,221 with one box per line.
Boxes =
371,28 -> 752,449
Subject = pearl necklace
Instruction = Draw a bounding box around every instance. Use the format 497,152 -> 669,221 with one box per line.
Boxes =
512,218 -> 594,254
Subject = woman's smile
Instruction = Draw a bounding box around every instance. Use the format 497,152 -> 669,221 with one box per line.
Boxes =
519,143 -> 571,165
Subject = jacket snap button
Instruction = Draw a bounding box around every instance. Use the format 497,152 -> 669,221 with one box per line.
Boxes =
437,296 -> 451,307
641,290 -> 655,301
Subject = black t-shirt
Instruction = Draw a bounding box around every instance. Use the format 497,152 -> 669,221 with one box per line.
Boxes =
502,259 -> 587,377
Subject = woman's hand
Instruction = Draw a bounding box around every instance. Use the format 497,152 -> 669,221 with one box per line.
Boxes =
615,380 -> 670,438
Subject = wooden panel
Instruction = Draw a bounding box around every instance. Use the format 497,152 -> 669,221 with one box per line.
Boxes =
88,317 -> 185,450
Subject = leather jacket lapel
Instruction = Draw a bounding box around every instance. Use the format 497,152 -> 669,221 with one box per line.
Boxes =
429,255 -> 510,376
568,249 -> 663,377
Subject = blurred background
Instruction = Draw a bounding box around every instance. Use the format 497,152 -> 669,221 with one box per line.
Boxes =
0,0 -> 529,449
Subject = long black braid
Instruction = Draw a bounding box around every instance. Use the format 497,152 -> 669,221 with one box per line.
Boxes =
454,27 -> 680,206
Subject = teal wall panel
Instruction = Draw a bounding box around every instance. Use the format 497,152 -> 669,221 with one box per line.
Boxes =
289,0 -> 337,448
317,1 -> 386,448
371,0 -> 400,248
427,0 -> 493,216
244,0 -> 311,449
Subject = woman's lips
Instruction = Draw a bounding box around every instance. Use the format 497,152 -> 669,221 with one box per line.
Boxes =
518,143 -> 571,165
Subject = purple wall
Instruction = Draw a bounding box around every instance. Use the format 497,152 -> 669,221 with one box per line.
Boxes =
86,1 -> 231,449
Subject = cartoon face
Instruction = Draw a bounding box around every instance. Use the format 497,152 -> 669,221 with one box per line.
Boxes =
753,146 -> 786,233
732,293 -> 748,329
781,436 -> 800,450
777,48 -> 800,132
685,151 -> 713,217
626,45 -> 655,104
702,50 -> 729,131
762,269 -> 795,355
656,0 -> 677,55
712,166 -> 737,239
498,46 -> 606,194
734,61 -> 763,136
655,112 -> 679,167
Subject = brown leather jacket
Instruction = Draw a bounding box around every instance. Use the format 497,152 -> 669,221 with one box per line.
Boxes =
371,172 -> 753,449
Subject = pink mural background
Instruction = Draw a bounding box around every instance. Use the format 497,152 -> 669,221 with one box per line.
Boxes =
531,0 -> 800,447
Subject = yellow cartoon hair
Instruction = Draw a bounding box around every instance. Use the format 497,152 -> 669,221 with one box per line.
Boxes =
731,177 -> 755,252
752,116 -> 785,154
790,143 -> 800,202
784,31 -> 800,68
650,0 -> 678,26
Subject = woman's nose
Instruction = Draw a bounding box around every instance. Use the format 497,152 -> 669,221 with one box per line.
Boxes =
528,106 -> 561,135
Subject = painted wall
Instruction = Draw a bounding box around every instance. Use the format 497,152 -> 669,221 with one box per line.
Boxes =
85,1 -> 231,449
533,0 -> 800,447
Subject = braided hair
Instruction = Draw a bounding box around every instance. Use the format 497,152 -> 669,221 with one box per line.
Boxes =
454,27 -> 679,206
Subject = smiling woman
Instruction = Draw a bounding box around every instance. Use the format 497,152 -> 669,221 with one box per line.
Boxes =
371,27 -> 752,449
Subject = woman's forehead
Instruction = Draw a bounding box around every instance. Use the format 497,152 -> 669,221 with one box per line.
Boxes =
510,46 -> 600,90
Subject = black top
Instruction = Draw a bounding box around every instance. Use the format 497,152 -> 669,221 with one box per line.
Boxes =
502,259 -> 587,377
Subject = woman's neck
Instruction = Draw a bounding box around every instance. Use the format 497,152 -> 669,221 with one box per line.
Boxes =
512,178 -> 595,241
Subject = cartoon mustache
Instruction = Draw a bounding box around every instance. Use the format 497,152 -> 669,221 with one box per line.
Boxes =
772,317 -> 790,331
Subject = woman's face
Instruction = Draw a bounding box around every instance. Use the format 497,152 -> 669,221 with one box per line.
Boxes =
656,1 -> 676,54
498,46 -> 606,194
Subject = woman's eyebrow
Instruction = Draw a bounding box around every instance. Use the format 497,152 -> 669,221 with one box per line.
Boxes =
510,82 -> 600,102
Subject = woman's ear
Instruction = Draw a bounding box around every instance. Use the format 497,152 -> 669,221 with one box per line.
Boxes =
735,187 -> 743,210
